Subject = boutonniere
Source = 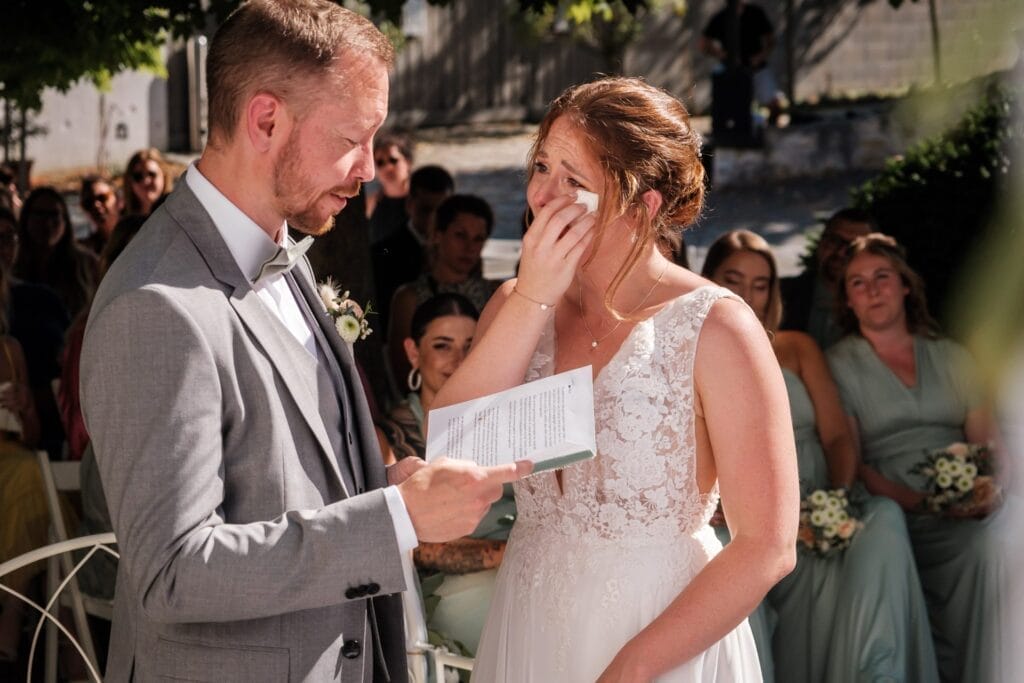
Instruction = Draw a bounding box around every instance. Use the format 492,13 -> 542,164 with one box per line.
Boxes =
317,278 -> 373,344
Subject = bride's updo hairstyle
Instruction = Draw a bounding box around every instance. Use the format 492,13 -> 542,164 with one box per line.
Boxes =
530,76 -> 704,319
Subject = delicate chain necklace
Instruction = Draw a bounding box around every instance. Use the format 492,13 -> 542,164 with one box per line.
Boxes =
578,262 -> 668,349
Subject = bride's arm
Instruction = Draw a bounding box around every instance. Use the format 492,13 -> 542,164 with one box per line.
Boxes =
598,299 -> 799,683
434,195 -> 595,408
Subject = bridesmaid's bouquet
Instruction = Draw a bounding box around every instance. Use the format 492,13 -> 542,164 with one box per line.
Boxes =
910,442 -> 998,515
798,488 -> 862,557
318,279 -> 373,344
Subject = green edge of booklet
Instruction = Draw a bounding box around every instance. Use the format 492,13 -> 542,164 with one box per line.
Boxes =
531,449 -> 594,473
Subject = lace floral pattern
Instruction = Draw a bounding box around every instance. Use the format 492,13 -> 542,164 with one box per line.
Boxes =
501,285 -> 739,672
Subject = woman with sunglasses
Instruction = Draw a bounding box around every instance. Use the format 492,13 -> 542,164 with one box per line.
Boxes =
123,148 -> 172,217
366,131 -> 413,244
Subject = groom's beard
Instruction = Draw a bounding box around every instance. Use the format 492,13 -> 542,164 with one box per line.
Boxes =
273,134 -> 361,236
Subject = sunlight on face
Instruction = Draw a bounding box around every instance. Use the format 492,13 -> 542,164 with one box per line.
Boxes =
710,250 -> 773,324
273,57 -> 389,235
843,252 -> 910,333
410,315 -> 476,396
527,117 -> 603,216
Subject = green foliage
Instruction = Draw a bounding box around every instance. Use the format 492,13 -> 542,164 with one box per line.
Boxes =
514,0 -> 687,73
851,84 -> 1020,326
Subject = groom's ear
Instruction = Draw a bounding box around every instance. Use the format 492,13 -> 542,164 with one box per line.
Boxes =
245,93 -> 285,153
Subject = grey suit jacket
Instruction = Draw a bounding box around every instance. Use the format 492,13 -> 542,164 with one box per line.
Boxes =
80,182 -> 409,682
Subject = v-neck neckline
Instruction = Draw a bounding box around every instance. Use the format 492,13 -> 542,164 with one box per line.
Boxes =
867,335 -> 920,391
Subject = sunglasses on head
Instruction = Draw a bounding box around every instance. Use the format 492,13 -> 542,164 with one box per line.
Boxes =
375,156 -> 401,167
131,169 -> 159,183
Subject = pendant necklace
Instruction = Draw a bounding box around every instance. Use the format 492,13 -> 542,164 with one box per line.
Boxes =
578,262 -> 668,350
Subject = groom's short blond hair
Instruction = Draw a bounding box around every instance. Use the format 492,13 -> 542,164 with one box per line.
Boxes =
206,0 -> 393,144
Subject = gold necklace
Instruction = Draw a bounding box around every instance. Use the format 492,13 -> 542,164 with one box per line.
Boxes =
578,263 -> 668,349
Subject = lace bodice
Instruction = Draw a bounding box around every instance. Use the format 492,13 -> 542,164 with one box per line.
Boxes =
513,285 -> 737,544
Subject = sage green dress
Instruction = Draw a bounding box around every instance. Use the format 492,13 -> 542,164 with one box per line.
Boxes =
769,368 -> 938,682
828,336 -> 1002,682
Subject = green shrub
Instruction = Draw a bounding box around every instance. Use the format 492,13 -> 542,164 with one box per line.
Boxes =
851,83 -> 1019,328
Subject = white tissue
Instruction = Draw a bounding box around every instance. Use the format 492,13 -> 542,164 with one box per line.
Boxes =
575,189 -> 599,214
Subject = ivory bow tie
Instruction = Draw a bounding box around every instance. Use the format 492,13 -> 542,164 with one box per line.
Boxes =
254,235 -> 315,283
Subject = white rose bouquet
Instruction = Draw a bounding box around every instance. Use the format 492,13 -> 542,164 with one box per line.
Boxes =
798,488 -> 863,557
910,442 -> 998,515
317,278 -> 373,345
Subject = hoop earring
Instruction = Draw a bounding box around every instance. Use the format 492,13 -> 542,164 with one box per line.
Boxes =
407,367 -> 422,392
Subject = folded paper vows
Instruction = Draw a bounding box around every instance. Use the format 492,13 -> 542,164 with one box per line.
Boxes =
576,189 -> 599,214
425,366 -> 597,472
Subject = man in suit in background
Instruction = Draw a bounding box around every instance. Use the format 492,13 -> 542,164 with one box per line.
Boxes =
780,207 -> 874,349
80,1 -> 529,680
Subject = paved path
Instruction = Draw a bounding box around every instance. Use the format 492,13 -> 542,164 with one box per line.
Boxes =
412,122 -> 873,278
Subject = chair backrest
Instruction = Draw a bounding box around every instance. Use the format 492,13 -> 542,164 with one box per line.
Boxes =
401,552 -> 474,683
0,533 -> 117,683
34,451 -> 102,683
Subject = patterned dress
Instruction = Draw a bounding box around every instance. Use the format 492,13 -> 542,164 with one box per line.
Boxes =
473,287 -> 762,682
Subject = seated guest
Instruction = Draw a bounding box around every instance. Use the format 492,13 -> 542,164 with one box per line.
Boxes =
122,148 -> 172,217
78,175 -> 122,255
780,208 -> 873,349
0,254 -> 73,664
371,164 -> 454,328
15,187 -> 99,319
704,230 -> 938,683
387,194 -> 499,386
377,294 -> 514,655
827,233 -> 1001,682
0,207 -> 69,460
366,130 -> 414,243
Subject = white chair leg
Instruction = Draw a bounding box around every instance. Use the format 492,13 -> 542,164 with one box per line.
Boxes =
45,554 -> 58,683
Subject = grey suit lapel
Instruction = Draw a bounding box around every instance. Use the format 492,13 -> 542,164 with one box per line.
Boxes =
164,184 -> 351,498
292,259 -> 389,492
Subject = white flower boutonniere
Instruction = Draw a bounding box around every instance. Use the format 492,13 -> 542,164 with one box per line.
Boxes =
317,278 -> 373,345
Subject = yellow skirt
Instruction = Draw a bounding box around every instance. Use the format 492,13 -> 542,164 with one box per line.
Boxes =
0,442 -> 77,588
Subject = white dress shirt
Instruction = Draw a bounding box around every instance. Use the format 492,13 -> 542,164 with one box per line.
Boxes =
185,164 -> 418,551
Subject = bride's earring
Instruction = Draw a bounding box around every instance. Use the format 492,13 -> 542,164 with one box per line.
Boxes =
407,367 -> 422,392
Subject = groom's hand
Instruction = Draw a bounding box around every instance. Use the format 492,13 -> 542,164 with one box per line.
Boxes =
397,457 -> 532,542
386,456 -> 426,485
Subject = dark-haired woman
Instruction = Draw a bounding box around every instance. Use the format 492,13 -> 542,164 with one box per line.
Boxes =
387,194 -> 499,389
704,230 -> 937,683
827,233 -> 1001,683
377,293 -> 514,656
15,187 -> 98,319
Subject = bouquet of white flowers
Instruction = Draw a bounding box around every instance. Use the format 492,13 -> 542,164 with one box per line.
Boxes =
798,488 -> 862,557
910,442 -> 998,515
317,278 -> 373,344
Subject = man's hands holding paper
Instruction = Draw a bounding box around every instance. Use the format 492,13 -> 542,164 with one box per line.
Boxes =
394,457 -> 533,542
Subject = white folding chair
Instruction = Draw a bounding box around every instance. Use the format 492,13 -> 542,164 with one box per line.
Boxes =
0,533 -> 118,683
35,451 -> 116,682
402,553 -> 474,683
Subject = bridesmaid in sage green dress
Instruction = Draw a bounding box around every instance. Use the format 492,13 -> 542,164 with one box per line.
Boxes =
826,233 -> 1002,683
704,230 -> 939,683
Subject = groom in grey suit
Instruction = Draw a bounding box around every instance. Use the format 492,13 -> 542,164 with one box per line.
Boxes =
80,1 -> 529,681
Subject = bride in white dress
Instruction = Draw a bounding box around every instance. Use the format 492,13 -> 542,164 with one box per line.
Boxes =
435,77 -> 798,682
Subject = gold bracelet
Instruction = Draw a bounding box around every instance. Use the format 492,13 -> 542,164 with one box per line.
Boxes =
512,285 -> 554,311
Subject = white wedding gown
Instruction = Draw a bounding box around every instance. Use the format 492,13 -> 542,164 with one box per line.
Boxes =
472,286 -> 763,682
